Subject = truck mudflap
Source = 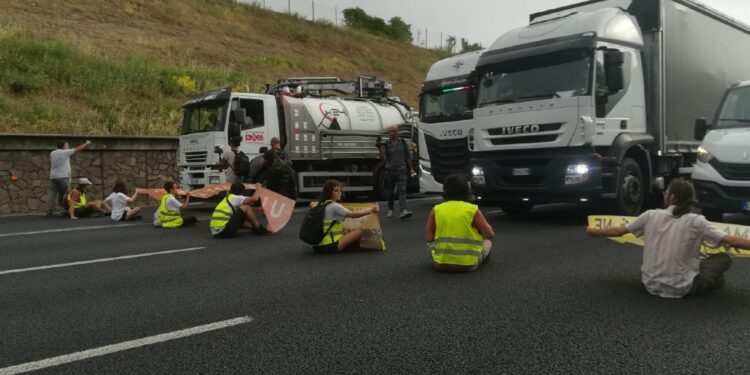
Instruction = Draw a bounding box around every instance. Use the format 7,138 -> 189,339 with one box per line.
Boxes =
469,149 -> 607,205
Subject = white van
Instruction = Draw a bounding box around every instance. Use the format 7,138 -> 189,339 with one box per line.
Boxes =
692,80 -> 750,222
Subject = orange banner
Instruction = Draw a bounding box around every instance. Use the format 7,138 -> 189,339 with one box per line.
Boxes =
258,189 -> 295,234
136,183 -> 258,201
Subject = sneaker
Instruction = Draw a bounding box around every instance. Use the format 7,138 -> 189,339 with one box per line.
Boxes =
399,210 -> 413,219
252,225 -> 272,235
386,210 -> 394,218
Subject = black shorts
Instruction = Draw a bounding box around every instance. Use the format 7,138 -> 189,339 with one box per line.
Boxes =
313,242 -> 340,253
119,211 -> 128,221
74,207 -> 94,218
213,209 -> 246,238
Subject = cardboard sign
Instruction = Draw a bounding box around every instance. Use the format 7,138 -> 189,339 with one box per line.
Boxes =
258,188 -> 295,233
588,215 -> 750,257
311,202 -> 386,251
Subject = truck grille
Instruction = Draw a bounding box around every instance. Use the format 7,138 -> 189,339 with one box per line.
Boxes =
487,123 -> 562,146
710,159 -> 750,181
185,151 -> 207,163
424,135 -> 469,183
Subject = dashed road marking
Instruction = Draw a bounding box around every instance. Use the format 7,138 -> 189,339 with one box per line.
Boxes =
0,316 -> 254,375
0,247 -> 206,276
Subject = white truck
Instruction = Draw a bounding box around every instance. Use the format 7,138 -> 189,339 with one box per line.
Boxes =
692,80 -> 750,222
468,0 -> 750,216
178,76 -> 418,197
419,50 -> 484,184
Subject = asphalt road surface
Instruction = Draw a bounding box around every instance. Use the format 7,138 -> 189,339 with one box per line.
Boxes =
2,197 -> 750,374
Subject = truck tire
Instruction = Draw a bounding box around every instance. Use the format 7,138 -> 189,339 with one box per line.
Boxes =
500,202 -> 533,217
702,208 -> 724,223
373,168 -> 387,200
616,157 -> 644,216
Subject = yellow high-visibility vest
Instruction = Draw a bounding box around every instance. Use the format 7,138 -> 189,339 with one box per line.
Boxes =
159,194 -> 183,228
210,194 -> 236,231
432,200 -> 484,267
67,191 -> 87,209
318,200 -> 344,246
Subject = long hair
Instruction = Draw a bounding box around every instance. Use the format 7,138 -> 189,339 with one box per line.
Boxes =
442,173 -> 471,202
112,180 -> 128,194
667,178 -> 695,218
318,179 -> 342,203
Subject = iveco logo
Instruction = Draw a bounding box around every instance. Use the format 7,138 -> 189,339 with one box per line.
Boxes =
440,128 -> 463,137
500,124 -> 541,135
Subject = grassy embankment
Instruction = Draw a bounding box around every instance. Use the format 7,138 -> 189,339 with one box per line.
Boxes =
0,0 -> 445,136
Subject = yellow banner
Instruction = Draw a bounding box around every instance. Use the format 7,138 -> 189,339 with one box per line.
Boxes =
311,202 -> 386,251
588,215 -> 750,257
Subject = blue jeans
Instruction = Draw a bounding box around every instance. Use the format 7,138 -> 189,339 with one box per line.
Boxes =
385,169 -> 407,211
48,178 -> 69,212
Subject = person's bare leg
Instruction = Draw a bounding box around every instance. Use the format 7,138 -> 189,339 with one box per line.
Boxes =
240,206 -> 261,229
125,206 -> 142,220
337,229 -> 363,251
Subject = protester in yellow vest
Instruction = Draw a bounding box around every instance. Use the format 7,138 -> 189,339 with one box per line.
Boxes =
425,174 -> 494,271
67,177 -> 106,219
313,179 -> 378,253
210,182 -> 271,238
158,181 -> 197,228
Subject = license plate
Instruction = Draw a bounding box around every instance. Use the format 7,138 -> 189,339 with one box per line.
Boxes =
743,201 -> 750,211
512,168 -> 531,176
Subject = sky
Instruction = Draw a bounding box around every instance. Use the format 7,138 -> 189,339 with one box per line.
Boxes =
272,0 -> 750,48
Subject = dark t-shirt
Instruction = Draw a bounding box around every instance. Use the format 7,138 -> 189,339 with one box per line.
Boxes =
382,139 -> 409,171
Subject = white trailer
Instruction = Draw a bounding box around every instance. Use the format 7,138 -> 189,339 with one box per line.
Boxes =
178,77 -> 418,197
468,0 -> 750,215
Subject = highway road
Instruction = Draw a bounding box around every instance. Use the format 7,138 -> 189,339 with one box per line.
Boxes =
2,197 -> 750,374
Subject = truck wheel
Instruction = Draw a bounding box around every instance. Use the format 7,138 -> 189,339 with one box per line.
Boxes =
373,169 -> 387,200
500,202 -> 533,217
703,208 -> 724,223
616,157 -> 644,216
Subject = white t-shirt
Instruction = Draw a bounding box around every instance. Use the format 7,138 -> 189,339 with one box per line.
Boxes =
626,206 -> 727,298
166,196 -> 182,212
324,202 -> 348,223
105,192 -> 130,221
221,150 -> 238,182
49,149 -> 75,179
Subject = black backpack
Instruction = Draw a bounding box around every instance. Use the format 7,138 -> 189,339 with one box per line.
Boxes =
269,149 -> 294,178
299,201 -> 335,245
233,150 -> 252,177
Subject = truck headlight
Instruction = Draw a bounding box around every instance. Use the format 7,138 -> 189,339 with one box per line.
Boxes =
697,146 -> 714,163
471,166 -> 484,176
565,163 -> 590,185
471,166 -> 485,185
566,164 -> 590,175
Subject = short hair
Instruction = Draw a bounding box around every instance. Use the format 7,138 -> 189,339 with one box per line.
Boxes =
442,173 -> 471,202
112,180 -> 128,194
229,136 -> 242,148
164,181 -> 175,193
271,137 -> 281,146
56,141 -> 67,149
229,182 -> 245,195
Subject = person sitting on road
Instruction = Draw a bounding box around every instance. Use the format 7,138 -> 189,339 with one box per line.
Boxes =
67,177 -> 107,220
425,173 -> 494,272
158,181 -> 197,228
313,179 -> 379,253
210,183 -> 271,238
103,180 -> 142,222
587,178 -> 750,298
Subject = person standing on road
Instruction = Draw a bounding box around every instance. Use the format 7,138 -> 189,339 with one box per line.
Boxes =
261,137 -> 297,199
103,180 -> 142,222
425,174 -> 494,272
210,183 -> 271,238
158,181 -> 197,228
313,179 -> 379,253
219,136 -> 243,183
587,179 -> 750,298
379,125 -> 416,219
67,178 -> 107,219
47,139 -> 91,216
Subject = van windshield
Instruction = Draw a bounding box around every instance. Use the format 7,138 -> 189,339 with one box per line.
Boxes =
476,48 -> 592,107
716,86 -> 750,129
182,103 -> 228,135
420,87 -> 472,123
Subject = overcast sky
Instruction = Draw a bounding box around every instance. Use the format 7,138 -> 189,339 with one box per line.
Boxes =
281,0 -> 750,48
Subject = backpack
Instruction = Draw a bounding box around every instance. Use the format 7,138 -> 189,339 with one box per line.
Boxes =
299,201 -> 335,245
269,149 -> 294,178
233,150 -> 252,177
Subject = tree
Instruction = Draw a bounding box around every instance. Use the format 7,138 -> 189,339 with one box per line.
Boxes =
342,8 -> 413,44
387,17 -> 412,43
460,38 -> 483,53
445,35 -> 456,54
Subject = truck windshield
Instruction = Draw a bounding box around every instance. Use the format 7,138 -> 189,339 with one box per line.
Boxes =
420,87 -> 472,123
476,48 -> 592,107
182,103 -> 228,135
716,86 -> 750,128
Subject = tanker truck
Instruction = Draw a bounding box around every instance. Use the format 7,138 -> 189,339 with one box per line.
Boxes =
468,0 -> 750,216
179,76 -> 418,197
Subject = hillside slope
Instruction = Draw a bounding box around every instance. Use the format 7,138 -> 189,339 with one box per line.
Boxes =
0,0 -> 444,135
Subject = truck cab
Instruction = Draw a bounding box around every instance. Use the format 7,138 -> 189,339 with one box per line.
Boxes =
692,80 -> 750,222
180,88 -> 280,188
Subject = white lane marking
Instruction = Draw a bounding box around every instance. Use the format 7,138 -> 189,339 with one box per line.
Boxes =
0,224 -> 143,238
0,247 -> 206,276
0,316 -> 254,375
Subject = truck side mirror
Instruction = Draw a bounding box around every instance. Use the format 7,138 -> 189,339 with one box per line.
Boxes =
604,50 -> 625,94
232,109 -> 247,127
694,117 -> 709,140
